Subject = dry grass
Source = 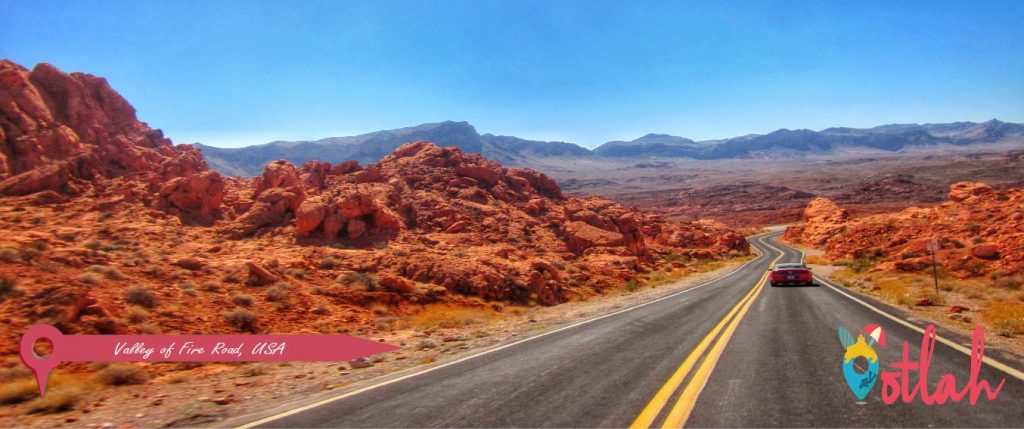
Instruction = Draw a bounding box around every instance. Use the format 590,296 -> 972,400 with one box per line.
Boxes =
804,255 -> 830,265
265,283 -> 290,302
26,386 -> 86,414
75,271 -> 103,285
877,277 -> 914,307
0,379 -> 37,405
85,264 -> 127,280
223,307 -> 258,332
983,301 -> 1024,337
94,363 -> 151,386
403,304 -> 498,329
123,284 -> 158,308
0,373 -> 97,412
340,272 -> 378,291
830,267 -> 1024,340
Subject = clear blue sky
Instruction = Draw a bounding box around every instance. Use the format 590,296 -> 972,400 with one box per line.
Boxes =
3,1 -> 1023,148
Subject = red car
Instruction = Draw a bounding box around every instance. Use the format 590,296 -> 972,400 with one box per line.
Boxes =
769,263 -> 813,286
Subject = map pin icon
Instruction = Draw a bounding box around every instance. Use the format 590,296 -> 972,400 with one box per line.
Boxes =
19,324 -> 64,398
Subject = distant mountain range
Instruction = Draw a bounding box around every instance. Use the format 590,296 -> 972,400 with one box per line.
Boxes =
195,119 -> 1024,176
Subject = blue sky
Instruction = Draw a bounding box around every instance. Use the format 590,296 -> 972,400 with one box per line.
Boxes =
2,1 -> 1023,148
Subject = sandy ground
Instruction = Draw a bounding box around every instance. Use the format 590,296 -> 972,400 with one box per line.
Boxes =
0,257 -> 755,428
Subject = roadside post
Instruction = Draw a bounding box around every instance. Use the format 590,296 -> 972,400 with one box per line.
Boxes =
927,238 -> 940,296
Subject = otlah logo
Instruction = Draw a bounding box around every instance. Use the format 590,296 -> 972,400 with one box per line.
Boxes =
837,323 -> 1005,405
838,324 -> 885,401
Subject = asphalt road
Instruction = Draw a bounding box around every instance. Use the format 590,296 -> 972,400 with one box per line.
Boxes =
244,233 -> 1024,428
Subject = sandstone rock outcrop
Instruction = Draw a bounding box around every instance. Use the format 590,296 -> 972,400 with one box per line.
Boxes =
0,60 -> 226,223
782,197 -> 848,246
786,182 -> 1024,278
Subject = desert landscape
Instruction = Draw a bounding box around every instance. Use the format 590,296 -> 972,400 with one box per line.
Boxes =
5,2 -> 1024,427
2,55 -> 1024,427
0,60 -> 753,426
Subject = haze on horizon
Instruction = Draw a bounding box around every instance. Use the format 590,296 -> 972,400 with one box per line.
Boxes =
2,0 -> 1023,149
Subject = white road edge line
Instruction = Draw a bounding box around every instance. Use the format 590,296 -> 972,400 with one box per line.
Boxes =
774,236 -> 1024,382
235,235 -> 775,428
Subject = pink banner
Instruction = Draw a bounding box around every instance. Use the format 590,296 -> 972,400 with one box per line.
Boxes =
19,324 -> 399,397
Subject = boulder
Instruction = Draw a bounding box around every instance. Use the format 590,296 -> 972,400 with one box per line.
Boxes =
948,182 -> 993,203
971,244 -> 1000,260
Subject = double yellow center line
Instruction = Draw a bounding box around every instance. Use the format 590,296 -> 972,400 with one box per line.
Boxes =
630,241 -> 782,429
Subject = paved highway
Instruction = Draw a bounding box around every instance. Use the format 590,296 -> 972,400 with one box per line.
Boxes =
241,233 -> 1024,428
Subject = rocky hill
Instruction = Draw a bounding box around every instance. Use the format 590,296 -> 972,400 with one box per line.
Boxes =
0,60 -> 749,355
784,182 -> 1024,278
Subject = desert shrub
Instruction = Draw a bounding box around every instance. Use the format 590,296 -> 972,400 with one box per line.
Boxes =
841,257 -> 877,273
341,272 -> 378,291
318,257 -> 339,269
0,247 -> 20,263
983,301 -> 1024,337
223,308 -> 258,331
95,363 -> 151,386
662,253 -> 684,262
202,281 -> 221,292
993,276 -> 1023,291
183,288 -> 198,297
265,283 -> 289,302
312,302 -> 329,315
0,276 -> 17,299
54,231 -> 78,242
19,247 -> 40,262
76,272 -> 104,285
0,379 -> 37,404
123,284 -> 157,308
232,294 -> 254,306
284,268 -> 307,279
404,304 -> 497,329
26,386 -> 86,414
177,280 -> 196,290
24,240 -> 49,251
126,308 -> 149,324
624,279 -> 640,292
86,264 -> 126,280
83,240 -> 102,250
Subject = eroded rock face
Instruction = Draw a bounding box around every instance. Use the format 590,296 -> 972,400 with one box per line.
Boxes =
948,182 -> 992,203
0,60 -> 226,222
156,171 -> 226,224
783,197 -> 848,246
0,60 -> 210,195
786,182 -> 1024,278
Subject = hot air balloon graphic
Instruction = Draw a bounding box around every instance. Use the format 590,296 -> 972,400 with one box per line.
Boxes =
838,325 -> 884,401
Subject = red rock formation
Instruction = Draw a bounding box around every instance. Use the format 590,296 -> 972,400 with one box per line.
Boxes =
156,171 -> 226,224
786,182 -> 1024,278
0,61 -> 218,197
782,197 -> 848,246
